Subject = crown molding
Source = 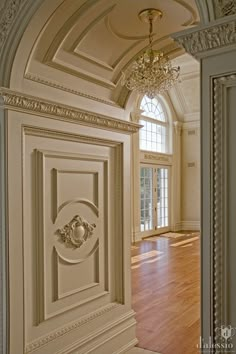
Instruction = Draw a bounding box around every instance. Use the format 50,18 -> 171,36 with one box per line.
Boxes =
182,120 -> 200,130
172,17 -> 236,58
0,88 -> 141,134
24,72 -> 120,108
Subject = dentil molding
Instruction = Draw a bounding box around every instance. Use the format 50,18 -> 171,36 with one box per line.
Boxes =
0,88 -> 141,134
173,19 -> 236,57
25,303 -> 119,353
24,73 -> 120,108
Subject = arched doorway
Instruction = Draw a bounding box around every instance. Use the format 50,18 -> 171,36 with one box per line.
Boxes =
1,1 -> 236,353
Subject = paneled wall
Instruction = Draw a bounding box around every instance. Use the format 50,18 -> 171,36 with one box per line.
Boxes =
2,90 -> 139,354
181,123 -> 200,230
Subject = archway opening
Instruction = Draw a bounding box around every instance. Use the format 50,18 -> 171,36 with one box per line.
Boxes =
130,53 -> 201,354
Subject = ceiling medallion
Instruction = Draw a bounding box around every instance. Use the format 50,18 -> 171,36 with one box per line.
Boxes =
121,8 -> 180,99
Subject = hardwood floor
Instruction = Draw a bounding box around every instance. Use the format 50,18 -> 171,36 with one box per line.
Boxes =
131,232 -> 200,354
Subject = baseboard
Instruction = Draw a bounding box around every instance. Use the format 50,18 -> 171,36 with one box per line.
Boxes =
114,338 -> 139,354
133,221 -> 200,243
173,221 -> 200,232
132,232 -> 143,242
180,221 -> 200,231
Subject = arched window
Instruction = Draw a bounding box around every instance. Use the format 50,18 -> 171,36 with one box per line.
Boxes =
139,95 -> 169,153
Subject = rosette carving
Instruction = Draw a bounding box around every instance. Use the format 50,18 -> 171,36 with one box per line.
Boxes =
57,215 -> 96,248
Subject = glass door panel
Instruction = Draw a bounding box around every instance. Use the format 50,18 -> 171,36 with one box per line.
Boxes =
140,165 -> 170,234
157,168 -> 169,228
140,167 -> 154,231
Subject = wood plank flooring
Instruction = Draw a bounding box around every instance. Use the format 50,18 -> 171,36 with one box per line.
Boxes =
131,232 -> 200,354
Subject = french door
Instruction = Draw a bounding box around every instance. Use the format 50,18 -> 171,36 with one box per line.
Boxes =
140,165 -> 170,237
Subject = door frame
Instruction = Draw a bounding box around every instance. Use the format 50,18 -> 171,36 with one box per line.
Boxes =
140,163 -> 171,238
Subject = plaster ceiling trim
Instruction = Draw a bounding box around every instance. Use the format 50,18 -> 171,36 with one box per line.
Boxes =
73,39 -> 143,72
43,32 -> 183,90
43,0 -> 102,64
24,72 -> 121,108
70,5 -> 116,52
105,14 -> 149,41
174,0 -> 199,26
171,83 -> 189,115
73,50 -> 114,72
180,71 -> 200,80
194,0 -> 211,23
46,58 -> 116,90
71,8 -> 144,71
183,112 -> 200,122
106,0 -> 199,42
42,3 -> 144,86
111,40 -> 143,69
117,86 -> 131,108
182,120 -> 200,129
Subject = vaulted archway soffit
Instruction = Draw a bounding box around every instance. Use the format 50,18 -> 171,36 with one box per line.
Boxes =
1,0 -> 201,108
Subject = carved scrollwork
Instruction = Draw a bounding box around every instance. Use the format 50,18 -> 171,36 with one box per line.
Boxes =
57,215 -> 96,248
174,20 -> 236,56
0,0 -> 24,52
215,0 -> 236,18
0,88 -> 140,133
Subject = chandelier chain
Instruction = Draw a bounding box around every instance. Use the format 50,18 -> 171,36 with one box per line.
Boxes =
149,15 -> 153,46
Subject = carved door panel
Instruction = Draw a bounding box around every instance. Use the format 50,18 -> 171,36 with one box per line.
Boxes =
20,125 -> 128,354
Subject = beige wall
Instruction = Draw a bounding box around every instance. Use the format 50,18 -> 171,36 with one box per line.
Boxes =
181,123 -> 200,230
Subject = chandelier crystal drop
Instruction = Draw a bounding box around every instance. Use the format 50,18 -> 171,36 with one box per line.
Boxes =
121,9 -> 180,99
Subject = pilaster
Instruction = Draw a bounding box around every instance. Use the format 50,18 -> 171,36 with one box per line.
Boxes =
173,13 -> 236,351
171,121 -> 182,231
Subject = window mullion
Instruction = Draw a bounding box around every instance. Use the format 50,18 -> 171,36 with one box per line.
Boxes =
141,115 -> 167,126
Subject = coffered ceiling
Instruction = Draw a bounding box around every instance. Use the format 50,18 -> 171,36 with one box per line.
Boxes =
23,0 -> 200,110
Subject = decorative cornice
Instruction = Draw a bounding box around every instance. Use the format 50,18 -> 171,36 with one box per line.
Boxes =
0,0 -> 25,53
182,120 -> 200,130
24,73 -> 120,108
173,20 -> 236,57
143,153 -> 172,163
0,88 -> 141,134
25,303 -> 119,353
214,0 -> 236,18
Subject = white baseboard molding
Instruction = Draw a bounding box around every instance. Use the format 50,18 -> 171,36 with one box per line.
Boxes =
132,232 -> 143,242
114,338 -> 139,354
175,221 -> 200,231
133,221 -> 200,243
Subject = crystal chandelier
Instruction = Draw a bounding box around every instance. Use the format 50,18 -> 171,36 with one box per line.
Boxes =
121,9 -> 180,99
